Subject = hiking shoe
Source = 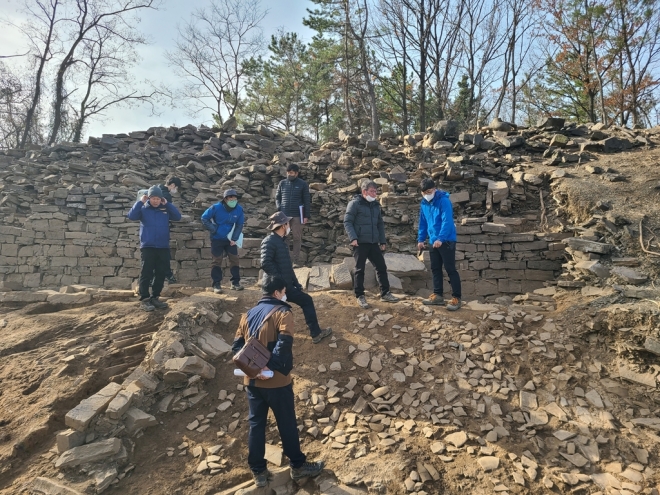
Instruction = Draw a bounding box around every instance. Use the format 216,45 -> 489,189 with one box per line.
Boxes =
253,469 -> 272,487
446,297 -> 461,311
422,293 -> 443,306
150,297 -> 168,310
166,275 -> 177,284
312,327 -> 332,344
357,295 -> 370,309
140,299 -> 155,312
231,283 -> 244,291
213,283 -> 223,294
291,461 -> 325,480
380,292 -> 399,303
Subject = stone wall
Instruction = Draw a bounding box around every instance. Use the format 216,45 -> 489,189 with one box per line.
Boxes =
0,121 -> 578,299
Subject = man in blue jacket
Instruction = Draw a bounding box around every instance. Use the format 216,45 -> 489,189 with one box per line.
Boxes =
276,164 -> 311,265
417,178 -> 461,310
201,189 -> 245,293
127,185 -> 182,312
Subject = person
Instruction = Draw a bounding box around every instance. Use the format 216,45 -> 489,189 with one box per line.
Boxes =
127,185 -> 182,312
260,211 -> 332,344
275,163 -> 311,265
417,178 -> 461,311
231,275 -> 325,487
344,181 -> 399,309
200,189 -> 245,293
154,177 -> 182,284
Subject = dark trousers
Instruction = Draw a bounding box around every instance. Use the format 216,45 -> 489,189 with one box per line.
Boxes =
139,248 -> 169,300
353,243 -> 390,297
247,384 -> 306,474
430,241 -> 462,298
286,287 -> 321,337
211,239 -> 240,285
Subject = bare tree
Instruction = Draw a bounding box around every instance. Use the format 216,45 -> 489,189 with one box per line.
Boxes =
345,0 -> 380,138
10,0 -> 62,148
166,0 -> 267,124
68,23 -> 158,142
48,0 -> 156,144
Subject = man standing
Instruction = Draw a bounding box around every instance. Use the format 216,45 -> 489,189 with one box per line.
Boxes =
201,189 -> 245,293
260,211 -> 332,344
344,181 -> 399,309
417,178 -> 461,311
127,185 -> 182,312
231,275 -> 325,487
275,164 -> 311,265
155,176 -> 182,283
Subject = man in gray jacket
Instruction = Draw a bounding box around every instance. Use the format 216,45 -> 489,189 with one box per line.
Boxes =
344,181 -> 399,308
276,164 -> 311,265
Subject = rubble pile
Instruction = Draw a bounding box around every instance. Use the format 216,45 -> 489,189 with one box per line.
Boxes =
0,117 -> 658,298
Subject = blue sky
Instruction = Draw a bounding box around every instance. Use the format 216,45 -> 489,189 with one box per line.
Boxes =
0,0 -> 316,139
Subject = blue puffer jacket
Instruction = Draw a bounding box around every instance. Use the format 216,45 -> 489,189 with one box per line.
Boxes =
417,190 -> 457,243
201,202 -> 245,241
127,200 -> 182,249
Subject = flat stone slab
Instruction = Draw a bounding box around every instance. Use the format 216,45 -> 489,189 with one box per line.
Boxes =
308,265 -> 332,291
331,262 -> 353,289
31,477 -> 83,495
563,238 -> 612,254
164,356 -> 215,379
55,438 -> 122,468
478,456 -> 500,471
106,390 -> 134,420
383,253 -> 426,276
611,267 -> 647,285
560,452 -> 589,467
197,331 -> 232,358
46,292 -> 92,305
445,431 -> 468,448
65,382 -> 123,431
0,291 -> 50,303
125,407 -> 157,432
519,391 -> 538,411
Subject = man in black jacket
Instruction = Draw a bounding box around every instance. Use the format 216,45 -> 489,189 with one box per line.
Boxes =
260,212 -> 332,344
344,181 -> 399,309
275,164 -> 311,265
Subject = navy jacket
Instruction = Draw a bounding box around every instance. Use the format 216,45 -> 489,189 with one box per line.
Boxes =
201,202 -> 245,241
127,200 -> 181,249
344,195 -> 387,245
260,233 -> 300,290
418,190 -> 457,243
276,177 -> 312,220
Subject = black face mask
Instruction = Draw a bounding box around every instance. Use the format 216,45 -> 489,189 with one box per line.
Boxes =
287,175 -> 296,181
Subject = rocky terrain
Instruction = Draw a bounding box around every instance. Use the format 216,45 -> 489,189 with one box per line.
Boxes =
0,117 -> 659,494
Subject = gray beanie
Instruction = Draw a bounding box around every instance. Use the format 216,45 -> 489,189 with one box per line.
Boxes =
147,185 -> 163,198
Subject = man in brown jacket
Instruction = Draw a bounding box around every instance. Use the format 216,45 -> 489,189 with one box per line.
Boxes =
231,275 -> 325,487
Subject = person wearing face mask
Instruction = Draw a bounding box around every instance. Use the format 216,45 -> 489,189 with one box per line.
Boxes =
344,181 -> 400,309
417,178 -> 461,311
231,275 -> 325,487
127,185 -> 182,312
153,177 -> 182,284
275,164 -> 312,266
260,211 -> 332,344
201,189 -> 245,293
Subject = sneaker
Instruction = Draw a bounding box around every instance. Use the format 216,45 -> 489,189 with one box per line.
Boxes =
253,469 -> 272,487
446,297 -> 461,311
166,275 -> 177,284
140,299 -> 155,312
422,293 -> 444,306
312,327 -> 332,344
291,461 -> 325,480
380,292 -> 400,303
213,283 -> 222,294
231,283 -> 244,291
150,297 -> 169,310
357,295 -> 370,309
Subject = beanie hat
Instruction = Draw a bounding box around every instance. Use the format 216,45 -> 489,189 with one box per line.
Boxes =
147,185 -> 163,198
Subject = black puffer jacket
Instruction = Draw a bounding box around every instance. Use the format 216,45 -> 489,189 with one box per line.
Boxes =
344,194 -> 387,245
276,177 -> 312,219
260,233 -> 300,289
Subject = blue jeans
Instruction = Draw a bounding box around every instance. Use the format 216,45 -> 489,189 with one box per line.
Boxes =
430,242 -> 462,298
286,287 -> 322,337
247,384 -> 306,474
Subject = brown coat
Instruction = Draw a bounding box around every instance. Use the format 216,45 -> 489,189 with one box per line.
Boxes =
234,309 -> 295,388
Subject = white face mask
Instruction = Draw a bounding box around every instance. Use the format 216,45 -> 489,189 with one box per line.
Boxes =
423,193 -> 434,202
285,226 -> 291,236
170,186 -> 178,194
365,195 -> 377,202
280,294 -> 287,302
